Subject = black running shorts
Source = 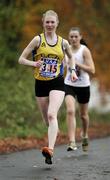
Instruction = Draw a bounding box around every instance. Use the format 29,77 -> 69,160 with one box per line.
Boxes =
65,84 -> 90,104
35,76 -> 65,97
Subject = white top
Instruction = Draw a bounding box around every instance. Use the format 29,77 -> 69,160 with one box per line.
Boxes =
64,45 -> 90,87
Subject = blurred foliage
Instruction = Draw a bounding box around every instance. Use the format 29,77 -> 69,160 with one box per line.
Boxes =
20,0 -> 110,89
0,0 -> 110,138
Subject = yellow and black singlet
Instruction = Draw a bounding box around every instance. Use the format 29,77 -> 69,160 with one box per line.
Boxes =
33,33 -> 65,81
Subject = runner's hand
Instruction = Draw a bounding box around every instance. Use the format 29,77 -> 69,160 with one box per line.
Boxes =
34,60 -> 43,68
70,69 -> 78,82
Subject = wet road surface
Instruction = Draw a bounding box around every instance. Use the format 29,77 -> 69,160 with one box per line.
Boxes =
0,137 -> 110,180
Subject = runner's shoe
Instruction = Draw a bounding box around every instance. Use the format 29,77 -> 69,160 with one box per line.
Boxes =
82,137 -> 89,152
42,147 -> 53,164
67,141 -> 77,151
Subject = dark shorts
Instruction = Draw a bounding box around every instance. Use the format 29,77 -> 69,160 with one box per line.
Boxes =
65,84 -> 90,104
35,76 -> 65,97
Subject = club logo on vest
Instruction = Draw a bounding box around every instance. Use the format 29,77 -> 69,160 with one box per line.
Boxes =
41,42 -> 46,47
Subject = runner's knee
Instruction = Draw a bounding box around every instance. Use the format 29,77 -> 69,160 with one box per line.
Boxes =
67,109 -> 75,117
48,112 -> 56,122
80,113 -> 89,121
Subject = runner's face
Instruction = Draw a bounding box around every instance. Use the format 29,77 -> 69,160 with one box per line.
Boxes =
69,30 -> 82,46
43,15 -> 58,33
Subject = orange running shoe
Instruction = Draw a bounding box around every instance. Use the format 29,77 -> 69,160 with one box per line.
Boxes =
42,147 -> 53,164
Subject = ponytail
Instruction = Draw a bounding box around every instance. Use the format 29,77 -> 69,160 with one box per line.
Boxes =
80,38 -> 88,47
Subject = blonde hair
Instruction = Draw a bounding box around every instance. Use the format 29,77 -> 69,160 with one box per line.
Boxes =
42,10 -> 59,24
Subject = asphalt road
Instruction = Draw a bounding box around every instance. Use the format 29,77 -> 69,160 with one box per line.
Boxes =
0,137 -> 110,180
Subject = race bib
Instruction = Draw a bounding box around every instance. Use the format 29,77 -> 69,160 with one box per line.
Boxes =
40,58 -> 58,78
